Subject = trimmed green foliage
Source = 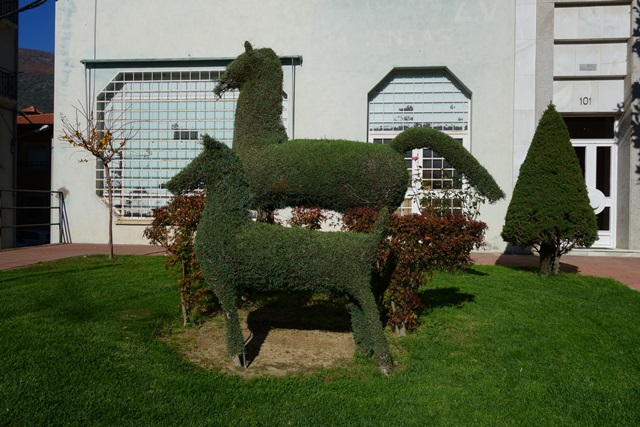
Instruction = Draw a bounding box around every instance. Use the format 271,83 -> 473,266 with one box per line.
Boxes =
2,257 -> 640,425
144,197 -> 485,336
214,41 -> 287,159
166,136 -> 392,372
215,42 -> 504,212
501,104 -> 597,275
252,139 -> 407,211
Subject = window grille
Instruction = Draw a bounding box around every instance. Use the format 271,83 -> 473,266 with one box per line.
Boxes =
368,70 -> 470,216
96,70 -> 287,218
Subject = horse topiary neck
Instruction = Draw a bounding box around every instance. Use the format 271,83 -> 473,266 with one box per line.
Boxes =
232,54 -> 288,159
203,165 -> 253,228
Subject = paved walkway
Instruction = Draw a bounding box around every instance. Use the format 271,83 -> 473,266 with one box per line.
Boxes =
0,244 -> 166,271
0,244 -> 638,291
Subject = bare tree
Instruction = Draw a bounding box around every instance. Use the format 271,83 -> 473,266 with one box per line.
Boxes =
60,104 -> 135,260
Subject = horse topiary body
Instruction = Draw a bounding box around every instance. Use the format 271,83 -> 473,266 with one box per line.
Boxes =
166,135 -> 393,373
215,42 -> 505,213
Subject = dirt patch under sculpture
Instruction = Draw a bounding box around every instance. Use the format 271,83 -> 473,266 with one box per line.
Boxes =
168,298 -> 359,378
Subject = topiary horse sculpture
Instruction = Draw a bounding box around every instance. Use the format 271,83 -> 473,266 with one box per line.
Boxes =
214,41 -> 505,214
166,135 -> 393,373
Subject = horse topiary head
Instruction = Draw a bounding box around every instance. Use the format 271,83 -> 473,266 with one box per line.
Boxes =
215,42 -> 288,156
214,41 -> 282,97
165,135 -> 243,195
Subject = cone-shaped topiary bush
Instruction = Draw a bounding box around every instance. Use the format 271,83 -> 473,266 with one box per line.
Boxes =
501,104 -> 597,275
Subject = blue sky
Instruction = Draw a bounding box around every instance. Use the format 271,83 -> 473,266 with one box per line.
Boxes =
18,0 -> 55,53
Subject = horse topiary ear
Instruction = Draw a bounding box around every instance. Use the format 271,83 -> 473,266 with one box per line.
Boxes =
202,134 -> 221,151
244,41 -> 253,53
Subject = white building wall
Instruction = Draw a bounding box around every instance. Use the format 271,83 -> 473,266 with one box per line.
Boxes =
54,0 -> 516,249
513,0 -> 538,189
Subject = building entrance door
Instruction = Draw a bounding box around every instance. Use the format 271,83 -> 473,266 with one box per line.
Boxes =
572,140 -> 617,248
563,116 -> 617,248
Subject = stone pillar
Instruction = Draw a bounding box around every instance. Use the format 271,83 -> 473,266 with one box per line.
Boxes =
617,1 -> 640,250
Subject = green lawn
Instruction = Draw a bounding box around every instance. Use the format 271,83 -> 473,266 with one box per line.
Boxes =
1,255 -> 638,426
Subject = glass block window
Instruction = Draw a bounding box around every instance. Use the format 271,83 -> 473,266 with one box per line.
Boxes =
96,70 -> 287,218
368,70 -> 470,216
368,71 -> 469,134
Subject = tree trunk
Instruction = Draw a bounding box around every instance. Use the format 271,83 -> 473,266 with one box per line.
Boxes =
104,162 -> 114,261
391,301 -> 407,336
538,243 -> 561,276
180,263 -> 189,327
256,208 -> 275,224
180,292 -> 188,327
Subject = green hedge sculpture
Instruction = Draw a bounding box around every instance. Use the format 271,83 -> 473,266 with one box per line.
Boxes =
166,135 -> 393,374
215,42 -> 505,213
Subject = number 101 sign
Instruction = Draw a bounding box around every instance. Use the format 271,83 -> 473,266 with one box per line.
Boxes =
554,80 -> 623,112
579,97 -> 592,106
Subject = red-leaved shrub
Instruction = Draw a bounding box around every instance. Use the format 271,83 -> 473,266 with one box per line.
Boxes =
288,206 -> 328,230
343,207 -> 486,334
144,194 -> 215,326
342,207 -> 381,233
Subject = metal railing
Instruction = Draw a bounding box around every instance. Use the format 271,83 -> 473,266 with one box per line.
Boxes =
0,189 -> 71,247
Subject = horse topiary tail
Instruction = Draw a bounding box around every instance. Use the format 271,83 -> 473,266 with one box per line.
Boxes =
391,127 -> 506,203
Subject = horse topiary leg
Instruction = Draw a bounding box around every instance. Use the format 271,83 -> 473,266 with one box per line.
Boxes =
214,283 -> 246,367
350,288 -> 392,374
348,300 -> 374,357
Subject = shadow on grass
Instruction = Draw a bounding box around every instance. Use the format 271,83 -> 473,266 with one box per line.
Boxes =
14,263 -> 130,323
30,278 -> 103,322
420,287 -> 475,313
1,262 -> 121,288
459,267 -> 489,276
243,293 -> 352,367
494,254 -> 579,274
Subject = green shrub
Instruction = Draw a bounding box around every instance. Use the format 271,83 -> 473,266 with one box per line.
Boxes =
214,41 -> 288,160
501,104 -> 597,275
247,138 -> 409,212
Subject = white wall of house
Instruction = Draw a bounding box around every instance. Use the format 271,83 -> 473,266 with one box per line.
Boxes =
55,0 -> 517,249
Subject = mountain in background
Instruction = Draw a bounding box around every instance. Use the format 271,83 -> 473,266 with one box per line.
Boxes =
18,48 -> 54,113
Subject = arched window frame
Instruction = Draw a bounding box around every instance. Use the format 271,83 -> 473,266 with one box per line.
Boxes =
367,67 -> 472,215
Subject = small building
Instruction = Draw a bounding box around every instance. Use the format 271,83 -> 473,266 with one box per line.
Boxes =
52,0 -> 640,251
16,106 -> 53,246
0,0 -> 18,249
